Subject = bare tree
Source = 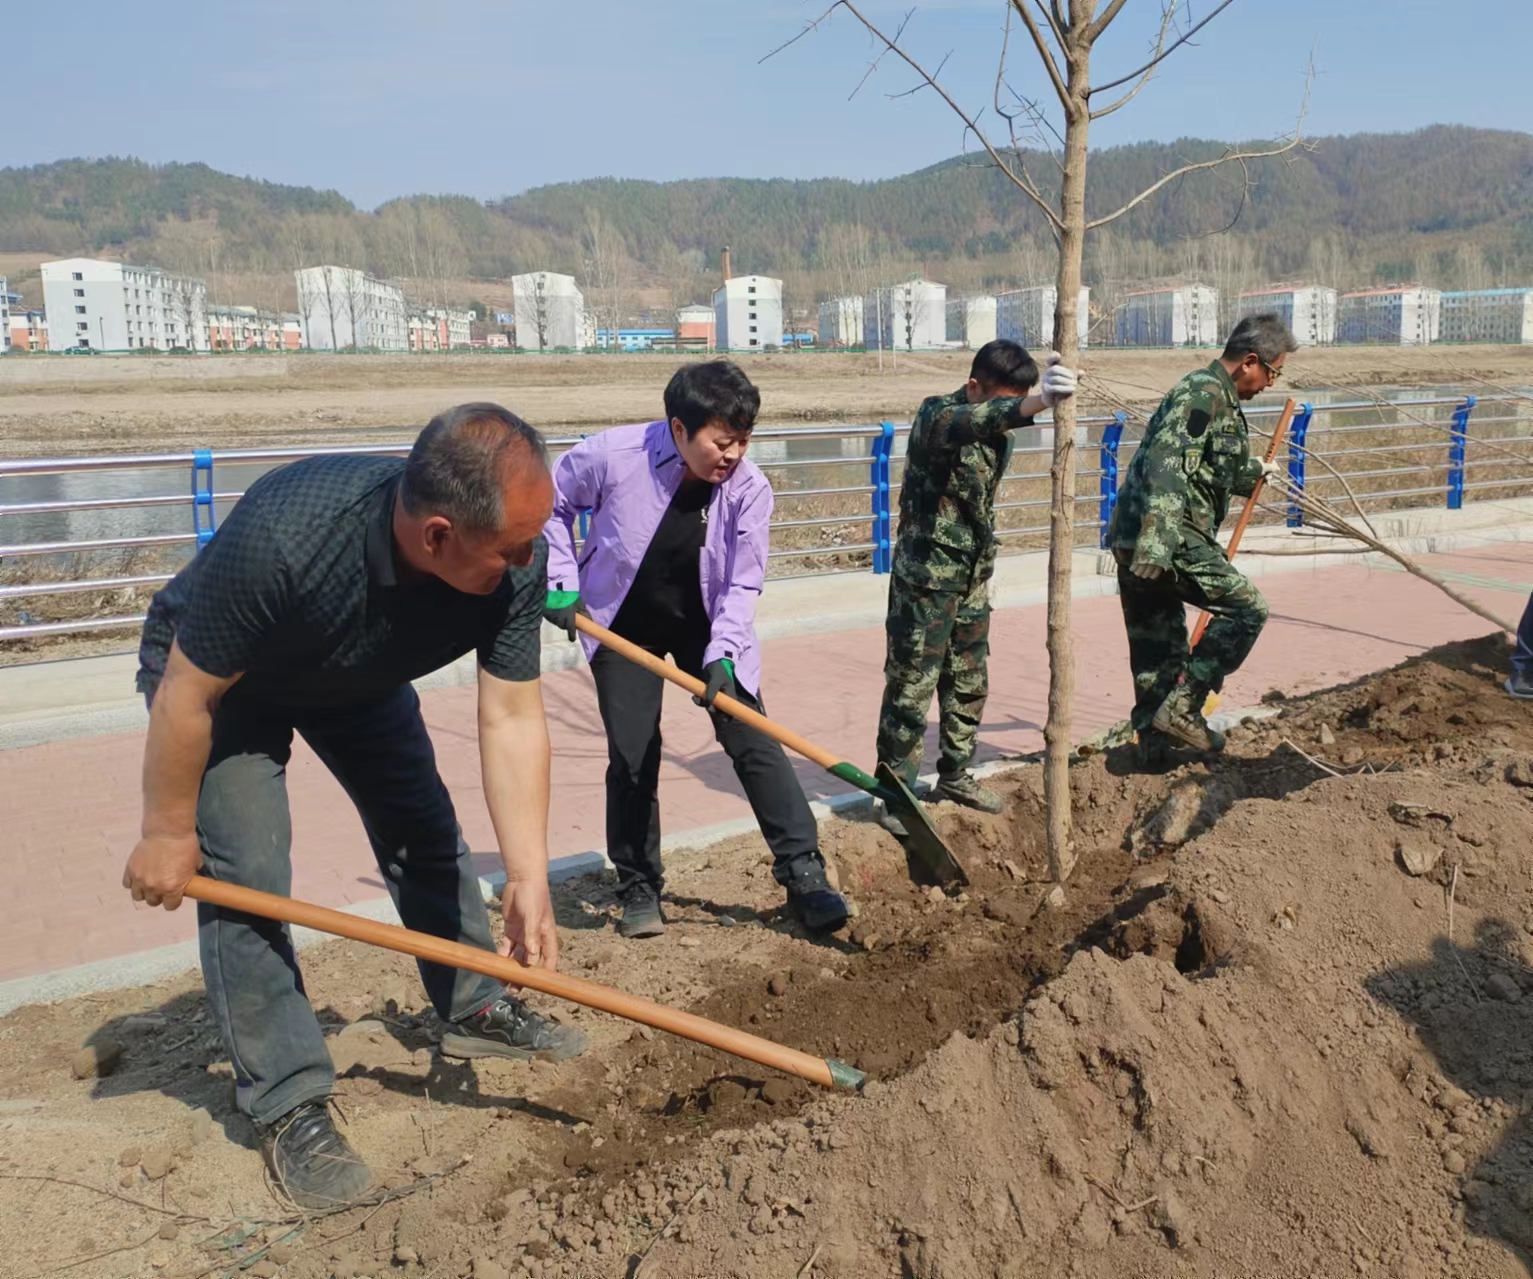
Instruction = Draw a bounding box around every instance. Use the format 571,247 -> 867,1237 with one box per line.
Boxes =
770,0 -> 1310,882
581,209 -> 630,349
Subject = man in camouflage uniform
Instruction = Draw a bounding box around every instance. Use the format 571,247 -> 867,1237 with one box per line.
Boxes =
1109,313 -> 1297,761
876,340 -> 1076,812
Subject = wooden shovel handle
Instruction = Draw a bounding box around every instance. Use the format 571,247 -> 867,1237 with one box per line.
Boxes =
574,615 -> 843,773
181,876 -> 852,1089
1190,397 -> 1296,648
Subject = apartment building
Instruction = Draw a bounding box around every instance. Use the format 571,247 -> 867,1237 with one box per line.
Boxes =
994,286 -> 1091,349
1439,288 -> 1533,344
864,280 -> 946,351
945,296 -> 997,350
511,272 -> 585,351
295,266 -> 409,351
1115,285 -> 1219,347
1233,285 -> 1338,345
41,257 -> 210,352
714,275 -> 783,351
1336,286 -> 1441,345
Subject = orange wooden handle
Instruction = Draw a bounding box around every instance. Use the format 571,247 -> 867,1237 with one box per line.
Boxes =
1190,398 -> 1296,648
181,876 -> 852,1089
574,615 -> 842,772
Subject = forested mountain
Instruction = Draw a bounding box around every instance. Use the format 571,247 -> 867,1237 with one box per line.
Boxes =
1,126 -> 1528,319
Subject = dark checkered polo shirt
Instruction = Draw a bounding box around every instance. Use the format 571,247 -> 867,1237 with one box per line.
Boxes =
137,453 -> 546,707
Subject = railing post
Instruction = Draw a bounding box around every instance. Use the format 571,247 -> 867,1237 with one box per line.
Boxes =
192,448 -> 216,549
1097,412 -> 1125,548
1285,403 -> 1314,529
1447,395 -> 1474,510
576,434 -> 591,541
871,421 -> 895,573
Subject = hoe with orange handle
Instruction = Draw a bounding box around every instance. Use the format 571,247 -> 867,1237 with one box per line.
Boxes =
1192,397 -> 1297,716
182,876 -> 865,1091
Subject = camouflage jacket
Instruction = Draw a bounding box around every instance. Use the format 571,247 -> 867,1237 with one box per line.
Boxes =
891,387 -> 1033,592
1109,360 -> 1263,567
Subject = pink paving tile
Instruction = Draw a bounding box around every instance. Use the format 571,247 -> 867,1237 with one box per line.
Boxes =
0,542 -> 1530,985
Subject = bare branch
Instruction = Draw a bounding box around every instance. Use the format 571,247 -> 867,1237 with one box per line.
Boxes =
1089,0 -> 1179,119
817,0 -> 1065,230
759,4 -> 840,64
1009,0 -> 1071,110
890,48 -> 952,99
1049,0 -> 1068,38
1035,0 -> 1067,51
1087,63 -> 1312,230
1087,0 -> 1135,42
1091,0 -> 1238,95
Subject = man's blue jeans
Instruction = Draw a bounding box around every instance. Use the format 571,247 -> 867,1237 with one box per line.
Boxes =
1515,592 -> 1533,676
148,682 -> 502,1124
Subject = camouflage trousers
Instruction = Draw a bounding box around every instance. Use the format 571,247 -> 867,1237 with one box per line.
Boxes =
1114,538 -> 1269,731
876,572 -> 990,783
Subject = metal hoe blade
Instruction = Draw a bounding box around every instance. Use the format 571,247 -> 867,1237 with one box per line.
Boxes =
875,762 -> 969,887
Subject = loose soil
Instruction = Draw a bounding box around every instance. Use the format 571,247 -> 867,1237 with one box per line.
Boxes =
4,634 -> 1533,1277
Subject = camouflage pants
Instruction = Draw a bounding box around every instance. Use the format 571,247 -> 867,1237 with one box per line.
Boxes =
1115,538 -> 1269,731
876,572 -> 990,783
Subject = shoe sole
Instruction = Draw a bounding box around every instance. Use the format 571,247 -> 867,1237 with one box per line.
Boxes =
1151,712 -> 1222,753
616,917 -> 666,939
932,789 -> 1004,815
437,1033 -> 537,1062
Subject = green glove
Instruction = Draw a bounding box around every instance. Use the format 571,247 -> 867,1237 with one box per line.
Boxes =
694,658 -> 737,709
544,590 -> 583,642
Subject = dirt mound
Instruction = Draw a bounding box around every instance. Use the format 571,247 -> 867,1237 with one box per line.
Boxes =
4,633 -> 1533,1278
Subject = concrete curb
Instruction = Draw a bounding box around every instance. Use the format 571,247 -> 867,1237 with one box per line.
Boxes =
0,704 -> 1286,1016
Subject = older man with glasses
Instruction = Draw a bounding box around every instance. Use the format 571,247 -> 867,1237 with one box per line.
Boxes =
1107,312 -> 1297,765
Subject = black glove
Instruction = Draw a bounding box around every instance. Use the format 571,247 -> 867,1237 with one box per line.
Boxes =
693,658 -> 737,709
543,590 -> 584,642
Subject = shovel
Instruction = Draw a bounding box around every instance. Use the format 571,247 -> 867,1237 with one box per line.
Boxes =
181,876 -> 864,1091
574,616 -> 968,887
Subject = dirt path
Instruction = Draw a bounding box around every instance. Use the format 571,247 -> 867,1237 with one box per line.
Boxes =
2,346 -> 1530,457
1,635 -> 1531,1277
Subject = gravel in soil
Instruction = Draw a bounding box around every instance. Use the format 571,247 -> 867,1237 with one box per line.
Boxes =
2,634 -> 1533,1278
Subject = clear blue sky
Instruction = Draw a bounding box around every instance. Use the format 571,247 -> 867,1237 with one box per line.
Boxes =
4,1 -> 1528,209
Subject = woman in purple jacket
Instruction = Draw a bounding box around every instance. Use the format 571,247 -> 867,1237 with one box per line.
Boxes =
542,361 -> 849,939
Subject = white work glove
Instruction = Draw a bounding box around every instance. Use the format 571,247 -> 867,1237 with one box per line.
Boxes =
1038,352 -> 1076,408
1259,459 -> 1283,482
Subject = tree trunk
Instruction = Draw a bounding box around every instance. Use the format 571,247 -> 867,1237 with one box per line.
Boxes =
1042,40 -> 1092,885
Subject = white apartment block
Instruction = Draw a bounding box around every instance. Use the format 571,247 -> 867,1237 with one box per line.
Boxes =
945,296 -> 997,349
817,295 -> 863,348
1439,289 -> 1533,345
714,275 -> 783,351
511,272 -> 585,351
41,257 -> 209,352
0,278 -> 9,352
1115,285 -> 1219,347
296,266 -> 408,351
1234,285 -> 1337,346
864,280 -> 946,351
995,286 -> 1091,349
1337,286 -> 1441,345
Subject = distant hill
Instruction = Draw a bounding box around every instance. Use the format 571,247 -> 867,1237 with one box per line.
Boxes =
1,127 -> 1529,321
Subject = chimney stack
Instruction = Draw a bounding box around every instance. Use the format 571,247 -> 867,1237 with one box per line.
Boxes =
721,246 -> 732,284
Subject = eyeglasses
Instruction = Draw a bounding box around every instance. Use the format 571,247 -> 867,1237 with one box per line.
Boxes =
1257,356 -> 1283,384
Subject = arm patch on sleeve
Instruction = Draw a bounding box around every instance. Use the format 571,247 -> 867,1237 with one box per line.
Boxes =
1186,408 -> 1211,439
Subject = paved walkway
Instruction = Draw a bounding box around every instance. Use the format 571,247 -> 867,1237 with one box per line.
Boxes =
1,543 -> 1530,987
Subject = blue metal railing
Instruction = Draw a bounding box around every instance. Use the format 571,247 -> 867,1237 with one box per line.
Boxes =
4,393 -> 1532,642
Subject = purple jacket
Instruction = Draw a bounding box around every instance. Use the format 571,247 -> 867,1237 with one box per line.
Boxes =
544,420 -> 774,694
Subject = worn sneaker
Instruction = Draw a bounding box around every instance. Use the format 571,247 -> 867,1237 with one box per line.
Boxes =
439,997 -> 588,1063
778,854 -> 850,933
932,771 -> 1004,814
1506,670 -> 1533,701
1151,685 -> 1226,752
873,800 -> 909,839
259,1099 -> 373,1211
615,886 -> 667,940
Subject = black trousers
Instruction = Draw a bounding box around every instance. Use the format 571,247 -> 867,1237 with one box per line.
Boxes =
588,633 -> 820,898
